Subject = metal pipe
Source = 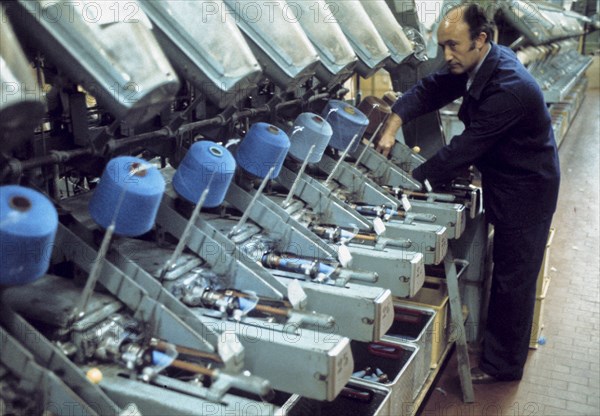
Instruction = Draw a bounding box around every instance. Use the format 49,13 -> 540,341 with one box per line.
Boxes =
1,92 -> 338,179
151,339 -> 222,363
19,148 -> 91,172
105,128 -> 171,154
169,359 -> 215,377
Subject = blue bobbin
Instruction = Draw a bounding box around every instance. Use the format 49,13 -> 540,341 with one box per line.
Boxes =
0,185 -> 58,286
288,112 -> 333,164
173,141 -> 236,207
322,100 -> 370,153
89,156 -> 165,237
236,122 -> 290,179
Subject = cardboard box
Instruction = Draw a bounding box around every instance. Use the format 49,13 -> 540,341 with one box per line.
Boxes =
400,278 -> 450,368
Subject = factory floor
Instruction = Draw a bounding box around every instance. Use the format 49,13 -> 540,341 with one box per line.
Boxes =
419,88 -> 600,416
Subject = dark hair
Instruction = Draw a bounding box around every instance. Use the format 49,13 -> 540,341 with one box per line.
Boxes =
446,3 -> 495,43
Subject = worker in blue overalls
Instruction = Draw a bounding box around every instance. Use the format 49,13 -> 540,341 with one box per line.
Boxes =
378,3 -> 560,383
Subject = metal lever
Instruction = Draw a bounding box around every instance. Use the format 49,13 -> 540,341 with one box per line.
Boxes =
354,121 -> 385,168
72,222 -> 115,319
159,185 -> 210,282
282,144 -> 315,208
324,134 -> 359,186
229,166 -> 274,237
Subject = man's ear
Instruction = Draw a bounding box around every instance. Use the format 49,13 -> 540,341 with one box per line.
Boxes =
476,32 -> 488,49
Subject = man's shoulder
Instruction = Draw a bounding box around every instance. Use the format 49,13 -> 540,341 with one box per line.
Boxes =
489,45 -> 540,92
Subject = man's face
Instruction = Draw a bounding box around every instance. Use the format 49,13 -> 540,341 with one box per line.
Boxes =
437,17 -> 486,75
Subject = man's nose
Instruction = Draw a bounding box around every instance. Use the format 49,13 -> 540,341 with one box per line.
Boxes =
443,46 -> 453,62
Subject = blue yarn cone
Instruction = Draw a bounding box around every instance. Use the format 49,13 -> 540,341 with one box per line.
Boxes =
0,185 -> 58,286
288,113 -> 333,164
173,141 -> 236,207
322,100 -> 369,153
236,122 -> 290,179
89,156 -> 165,237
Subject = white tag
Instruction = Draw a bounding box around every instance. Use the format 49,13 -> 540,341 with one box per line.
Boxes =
288,279 -> 307,310
217,332 -> 242,366
373,217 -> 386,235
338,244 -> 353,268
401,194 -> 412,212
424,179 -> 433,192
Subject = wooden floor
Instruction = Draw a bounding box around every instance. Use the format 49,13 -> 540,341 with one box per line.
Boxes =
419,88 -> 600,416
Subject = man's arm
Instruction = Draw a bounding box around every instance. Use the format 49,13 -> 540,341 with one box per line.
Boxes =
376,113 -> 403,157
412,91 -> 525,187
375,69 -> 467,156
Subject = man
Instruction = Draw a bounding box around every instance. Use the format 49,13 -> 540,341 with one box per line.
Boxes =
377,3 -> 560,383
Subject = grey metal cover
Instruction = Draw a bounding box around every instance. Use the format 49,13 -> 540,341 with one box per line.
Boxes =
500,1 -> 584,46
9,0 -> 180,125
324,1 -> 390,78
223,0 -> 320,91
0,7 -> 45,151
141,1 -> 262,108
293,0 -> 357,88
359,0 -> 413,66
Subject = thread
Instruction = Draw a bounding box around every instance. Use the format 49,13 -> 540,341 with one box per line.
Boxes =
288,113 -> 332,164
89,156 -> 165,237
173,141 -> 236,207
357,96 -> 392,135
0,185 -> 58,286
236,122 -> 290,179
321,100 -> 369,153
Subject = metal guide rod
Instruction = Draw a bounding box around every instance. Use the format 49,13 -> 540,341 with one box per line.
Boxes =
74,223 -> 114,318
255,304 -> 333,327
169,359 -> 215,377
229,166 -> 275,237
324,134 -> 359,186
159,184 -> 211,282
402,189 -> 456,202
282,144 -> 315,208
354,122 -> 385,168
352,203 -> 406,218
444,248 -> 474,403
151,338 -> 222,363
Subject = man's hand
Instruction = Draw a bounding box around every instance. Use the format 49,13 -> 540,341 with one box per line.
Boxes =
375,133 -> 396,158
375,113 -> 403,158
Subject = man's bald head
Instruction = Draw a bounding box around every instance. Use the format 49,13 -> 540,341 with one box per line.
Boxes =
437,3 -> 494,74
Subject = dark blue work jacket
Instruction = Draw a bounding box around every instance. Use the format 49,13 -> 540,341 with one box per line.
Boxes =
393,43 -> 560,227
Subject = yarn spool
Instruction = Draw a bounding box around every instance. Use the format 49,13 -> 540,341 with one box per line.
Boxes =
0,185 -> 58,286
173,141 -> 236,208
288,113 -> 333,164
236,122 -> 290,179
89,156 -> 165,237
357,96 -> 392,136
321,100 -> 369,153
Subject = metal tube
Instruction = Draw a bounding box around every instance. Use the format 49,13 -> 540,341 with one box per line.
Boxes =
169,359 -> 215,377
151,339 -> 222,363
